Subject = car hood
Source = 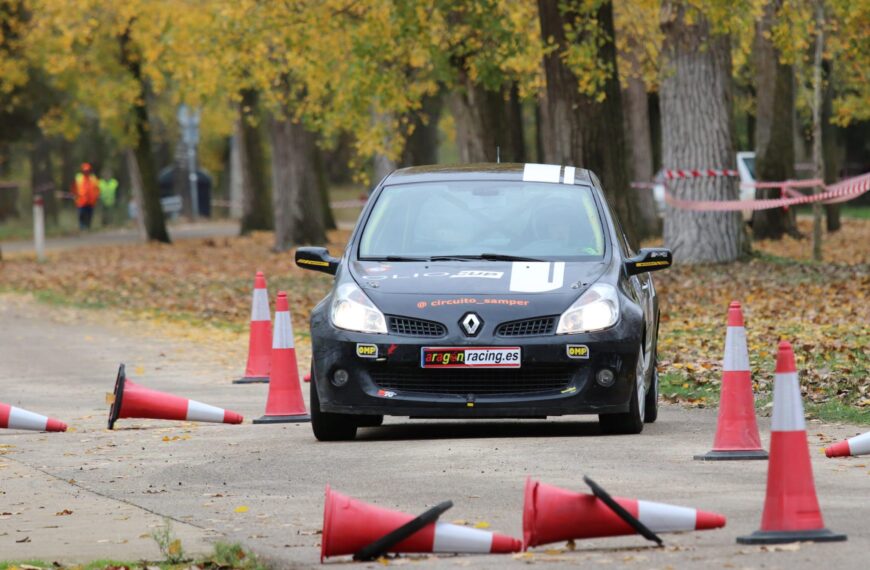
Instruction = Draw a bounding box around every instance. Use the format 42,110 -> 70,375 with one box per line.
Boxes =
351,260 -> 607,295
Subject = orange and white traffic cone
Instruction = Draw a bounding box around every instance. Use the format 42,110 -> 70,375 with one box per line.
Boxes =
234,271 -> 272,384
696,301 -> 767,460
0,401 -> 66,432
253,291 -> 309,424
825,430 -> 870,458
523,478 -> 725,549
108,364 -> 244,429
737,341 -> 847,544
321,486 -> 521,561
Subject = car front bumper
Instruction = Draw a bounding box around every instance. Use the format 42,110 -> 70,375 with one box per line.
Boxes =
310,312 -> 643,419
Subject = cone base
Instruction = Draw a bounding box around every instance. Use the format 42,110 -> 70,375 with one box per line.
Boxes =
107,364 -> 127,430
233,376 -> 270,385
737,528 -> 847,545
694,449 -> 769,461
253,413 -> 311,424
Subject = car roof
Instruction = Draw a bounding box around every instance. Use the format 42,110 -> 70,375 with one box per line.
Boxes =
383,163 -> 594,186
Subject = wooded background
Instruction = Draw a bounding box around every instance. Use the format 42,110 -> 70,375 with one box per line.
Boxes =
1,0 -> 868,263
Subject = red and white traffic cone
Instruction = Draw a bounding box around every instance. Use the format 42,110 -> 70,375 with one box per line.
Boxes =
234,271 -> 271,384
108,364 -> 243,429
321,486 -> 521,561
696,301 -> 767,460
523,478 -> 725,549
0,401 -> 66,432
737,341 -> 846,544
253,291 -> 309,424
825,430 -> 870,458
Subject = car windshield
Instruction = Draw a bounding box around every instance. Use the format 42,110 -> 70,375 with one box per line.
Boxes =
359,181 -> 605,260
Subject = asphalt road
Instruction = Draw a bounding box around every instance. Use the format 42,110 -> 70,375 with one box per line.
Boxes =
0,294 -> 867,568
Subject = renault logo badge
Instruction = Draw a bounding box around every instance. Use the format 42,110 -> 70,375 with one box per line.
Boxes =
460,312 -> 482,336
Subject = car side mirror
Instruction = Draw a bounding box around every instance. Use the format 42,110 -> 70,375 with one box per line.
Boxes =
625,247 -> 672,276
295,247 -> 339,275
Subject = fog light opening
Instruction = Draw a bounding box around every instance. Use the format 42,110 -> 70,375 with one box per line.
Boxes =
596,368 -> 615,388
332,368 -> 350,387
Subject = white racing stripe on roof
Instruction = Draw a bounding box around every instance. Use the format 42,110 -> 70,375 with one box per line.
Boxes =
522,163 -> 561,183
563,166 -> 576,185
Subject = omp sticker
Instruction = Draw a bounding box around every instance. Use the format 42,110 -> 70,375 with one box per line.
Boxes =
563,166 -> 576,185
356,343 -> 378,358
377,389 -> 396,398
509,262 -> 565,292
567,344 -> 590,359
522,163 -> 561,183
449,270 -> 504,279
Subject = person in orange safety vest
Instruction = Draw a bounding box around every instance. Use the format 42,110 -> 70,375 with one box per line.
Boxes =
73,162 -> 100,230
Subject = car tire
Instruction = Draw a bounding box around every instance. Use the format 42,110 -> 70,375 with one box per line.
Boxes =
599,346 -> 645,435
355,415 -> 384,428
644,367 -> 659,424
310,367 -> 358,442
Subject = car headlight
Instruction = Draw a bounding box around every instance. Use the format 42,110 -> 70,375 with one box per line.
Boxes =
330,282 -> 388,334
556,283 -> 620,334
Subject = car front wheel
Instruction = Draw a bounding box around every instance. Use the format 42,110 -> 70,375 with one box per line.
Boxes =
599,346 -> 646,435
310,367 -> 358,441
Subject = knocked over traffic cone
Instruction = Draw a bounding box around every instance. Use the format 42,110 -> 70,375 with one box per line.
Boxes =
253,291 -> 309,424
523,478 -> 725,549
0,401 -> 66,432
825,430 -> 870,458
234,271 -> 271,384
695,301 -> 767,460
321,486 -> 521,561
737,341 -> 846,544
108,364 -> 243,429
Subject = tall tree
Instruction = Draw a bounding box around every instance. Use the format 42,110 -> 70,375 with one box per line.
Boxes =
660,1 -> 743,263
538,0 -> 637,245
238,89 -> 272,235
270,114 -> 325,251
752,0 -> 798,240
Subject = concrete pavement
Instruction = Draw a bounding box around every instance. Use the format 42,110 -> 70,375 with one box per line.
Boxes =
1,294 -> 867,568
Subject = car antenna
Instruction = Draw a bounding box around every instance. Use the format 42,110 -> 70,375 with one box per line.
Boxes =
496,146 -> 501,163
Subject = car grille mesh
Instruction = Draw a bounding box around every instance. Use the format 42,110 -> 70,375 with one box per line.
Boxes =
370,365 -> 574,395
495,316 -> 558,337
387,316 -> 447,337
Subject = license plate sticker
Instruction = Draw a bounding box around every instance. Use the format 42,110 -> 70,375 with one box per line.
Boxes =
421,347 -> 521,368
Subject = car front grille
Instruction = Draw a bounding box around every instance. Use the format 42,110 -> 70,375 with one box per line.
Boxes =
370,365 -> 575,395
387,316 -> 447,337
495,316 -> 558,337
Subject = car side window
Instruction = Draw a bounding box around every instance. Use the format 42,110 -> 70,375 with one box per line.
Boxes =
589,172 -> 634,258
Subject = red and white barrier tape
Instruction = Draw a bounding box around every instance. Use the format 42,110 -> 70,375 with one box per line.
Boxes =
664,169 -> 739,180
663,172 -> 870,212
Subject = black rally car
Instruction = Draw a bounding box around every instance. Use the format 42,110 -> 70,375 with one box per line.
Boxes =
296,163 -> 671,440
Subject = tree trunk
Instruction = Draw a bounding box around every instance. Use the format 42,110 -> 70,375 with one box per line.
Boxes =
402,93 -> 443,166
448,75 -> 525,163
811,0 -> 824,262
821,59 -> 840,232
539,0 -> 637,246
125,149 -> 148,240
660,1 -> 742,263
537,0 -> 581,167
619,44 -> 660,238
269,115 -> 326,252
29,129 -> 58,226
752,0 -> 797,240
120,28 -> 169,243
314,146 -> 336,231
239,89 -> 273,234
228,118 -> 244,219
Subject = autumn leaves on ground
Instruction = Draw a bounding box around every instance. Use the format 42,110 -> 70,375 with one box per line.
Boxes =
1,217 -> 867,424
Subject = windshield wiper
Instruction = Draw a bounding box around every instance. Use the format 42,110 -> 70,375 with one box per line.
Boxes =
429,253 -> 545,262
366,255 -> 431,262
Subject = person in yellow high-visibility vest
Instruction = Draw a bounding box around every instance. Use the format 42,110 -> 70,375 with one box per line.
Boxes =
99,174 -> 118,226
72,163 -> 99,230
